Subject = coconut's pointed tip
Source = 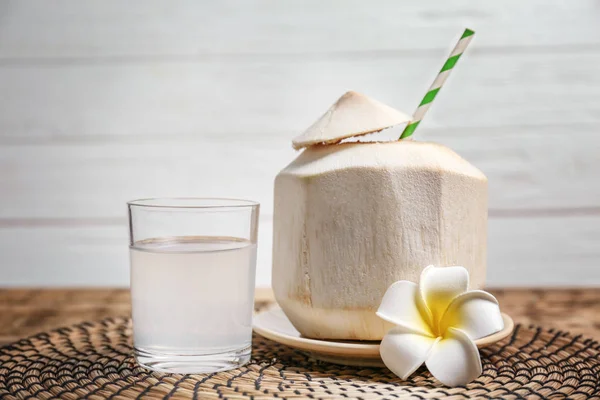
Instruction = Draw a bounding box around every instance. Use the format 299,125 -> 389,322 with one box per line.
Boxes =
292,91 -> 412,150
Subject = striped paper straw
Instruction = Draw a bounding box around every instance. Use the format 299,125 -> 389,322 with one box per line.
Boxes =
399,28 -> 475,140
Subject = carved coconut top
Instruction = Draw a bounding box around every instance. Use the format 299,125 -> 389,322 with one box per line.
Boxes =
280,141 -> 487,181
292,91 -> 411,150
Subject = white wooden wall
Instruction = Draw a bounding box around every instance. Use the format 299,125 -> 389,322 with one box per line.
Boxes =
1,0 -> 599,287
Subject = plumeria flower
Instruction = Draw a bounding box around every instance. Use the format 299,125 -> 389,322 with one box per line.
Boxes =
377,265 -> 504,386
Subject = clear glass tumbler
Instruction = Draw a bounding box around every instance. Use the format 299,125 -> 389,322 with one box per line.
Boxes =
128,198 -> 259,373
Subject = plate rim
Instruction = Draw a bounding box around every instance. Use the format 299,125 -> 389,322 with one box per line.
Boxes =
253,305 -> 515,358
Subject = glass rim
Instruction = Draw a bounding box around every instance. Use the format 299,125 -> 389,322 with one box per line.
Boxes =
127,197 -> 259,209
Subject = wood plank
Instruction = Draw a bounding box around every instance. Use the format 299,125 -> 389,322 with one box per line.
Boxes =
0,226 -> 129,287
421,126 -> 600,213
0,221 -> 274,287
1,1 -> 599,291
0,288 -> 275,345
0,0 -> 599,59
1,53 -> 599,144
1,127 -> 599,220
0,138 -> 294,220
487,216 -> 600,287
0,217 -> 598,287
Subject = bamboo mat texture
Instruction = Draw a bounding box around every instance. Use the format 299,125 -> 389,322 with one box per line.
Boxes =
1,301 -> 599,399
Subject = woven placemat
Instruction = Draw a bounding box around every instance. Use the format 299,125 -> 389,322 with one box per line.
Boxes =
1,316 -> 599,400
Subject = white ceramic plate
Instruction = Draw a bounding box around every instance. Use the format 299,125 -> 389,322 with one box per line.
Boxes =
253,306 -> 515,367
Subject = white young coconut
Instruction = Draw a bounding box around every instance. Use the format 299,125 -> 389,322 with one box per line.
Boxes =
272,93 -> 487,341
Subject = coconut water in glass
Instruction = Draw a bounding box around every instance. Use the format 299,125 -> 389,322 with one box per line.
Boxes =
128,198 -> 259,373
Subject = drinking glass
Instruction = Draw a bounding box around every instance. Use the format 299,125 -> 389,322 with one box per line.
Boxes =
128,198 -> 259,373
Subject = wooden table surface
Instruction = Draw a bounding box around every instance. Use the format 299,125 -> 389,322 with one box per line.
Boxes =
0,288 -> 598,347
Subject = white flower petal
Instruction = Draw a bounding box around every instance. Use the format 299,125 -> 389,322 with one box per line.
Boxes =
420,265 -> 469,327
425,327 -> 482,387
439,290 -> 504,340
380,327 -> 439,380
377,281 -> 433,336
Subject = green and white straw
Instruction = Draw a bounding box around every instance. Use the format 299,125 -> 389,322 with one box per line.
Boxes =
399,28 -> 475,140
